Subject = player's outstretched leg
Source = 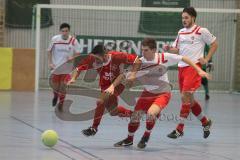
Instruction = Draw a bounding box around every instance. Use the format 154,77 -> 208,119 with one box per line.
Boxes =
137,119 -> 155,149
114,111 -> 142,147
167,103 -> 190,139
137,104 -> 160,149
191,100 -> 212,138
82,96 -> 106,136
168,92 -> 192,139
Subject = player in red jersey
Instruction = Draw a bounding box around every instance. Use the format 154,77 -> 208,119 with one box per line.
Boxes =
68,44 -> 140,136
164,7 -> 218,139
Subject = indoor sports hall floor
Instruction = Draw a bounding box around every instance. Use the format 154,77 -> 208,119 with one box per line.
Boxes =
0,90 -> 240,160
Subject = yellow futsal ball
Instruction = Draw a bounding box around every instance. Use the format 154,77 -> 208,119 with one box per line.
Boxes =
41,130 -> 59,147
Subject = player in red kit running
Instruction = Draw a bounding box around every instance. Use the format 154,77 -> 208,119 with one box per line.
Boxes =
68,44 -> 140,136
164,7 -> 218,139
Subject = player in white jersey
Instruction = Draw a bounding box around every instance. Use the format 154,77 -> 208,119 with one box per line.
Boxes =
105,38 -> 210,149
48,23 -> 81,110
163,7 -> 218,139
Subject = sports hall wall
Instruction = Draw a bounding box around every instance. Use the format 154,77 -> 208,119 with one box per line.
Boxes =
1,0 -> 239,91
0,48 -> 35,91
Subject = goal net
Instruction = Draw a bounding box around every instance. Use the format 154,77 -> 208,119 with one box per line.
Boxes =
34,4 -> 240,91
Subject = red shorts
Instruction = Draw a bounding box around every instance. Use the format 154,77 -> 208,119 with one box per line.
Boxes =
135,90 -> 171,112
51,74 -> 71,84
178,63 -> 202,93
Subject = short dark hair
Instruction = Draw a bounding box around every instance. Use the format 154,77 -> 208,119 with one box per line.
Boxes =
182,7 -> 197,18
91,44 -> 106,55
141,38 -> 157,49
60,23 -> 70,30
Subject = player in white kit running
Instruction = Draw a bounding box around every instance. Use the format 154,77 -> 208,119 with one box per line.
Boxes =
164,7 -> 218,139
48,23 -> 81,111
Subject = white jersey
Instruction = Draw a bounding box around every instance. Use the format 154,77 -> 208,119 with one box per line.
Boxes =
172,25 -> 216,67
47,35 -> 81,68
134,52 -> 183,94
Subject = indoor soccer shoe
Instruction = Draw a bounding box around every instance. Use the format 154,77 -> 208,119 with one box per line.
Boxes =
114,138 -> 133,147
52,97 -> 58,107
205,94 -> 210,100
167,130 -> 183,139
82,127 -> 98,137
203,119 -> 212,138
137,136 -> 149,149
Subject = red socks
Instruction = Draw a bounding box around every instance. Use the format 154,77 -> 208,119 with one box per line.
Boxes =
92,102 -> 105,129
191,101 -> 208,126
176,103 -> 191,132
128,122 -> 140,141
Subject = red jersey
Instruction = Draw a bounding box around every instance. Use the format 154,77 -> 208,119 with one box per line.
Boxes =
76,51 -> 137,90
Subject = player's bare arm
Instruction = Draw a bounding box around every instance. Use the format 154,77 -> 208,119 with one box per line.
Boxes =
125,58 -> 142,86
105,74 -> 125,95
163,44 -> 179,54
182,56 -> 211,79
199,40 -> 218,65
48,51 -> 55,70
67,69 -> 80,85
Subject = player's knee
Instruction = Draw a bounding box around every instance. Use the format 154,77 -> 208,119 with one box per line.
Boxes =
147,112 -> 157,121
96,99 -> 104,106
181,92 -> 193,103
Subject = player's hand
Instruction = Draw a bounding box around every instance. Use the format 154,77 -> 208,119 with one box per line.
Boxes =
67,56 -> 75,62
206,62 -> 214,72
162,44 -> 170,52
49,63 -> 55,70
67,78 -> 76,85
198,70 -> 212,80
104,85 -> 115,95
199,58 -> 208,65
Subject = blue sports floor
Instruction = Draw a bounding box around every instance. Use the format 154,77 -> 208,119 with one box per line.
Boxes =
0,90 -> 240,160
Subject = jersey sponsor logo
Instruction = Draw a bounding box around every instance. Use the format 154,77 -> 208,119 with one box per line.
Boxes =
56,48 -> 71,52
103,72 -> 114,80
181,39 -> 194,45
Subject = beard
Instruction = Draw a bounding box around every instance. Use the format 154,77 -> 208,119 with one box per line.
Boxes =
183,20 -> 194,28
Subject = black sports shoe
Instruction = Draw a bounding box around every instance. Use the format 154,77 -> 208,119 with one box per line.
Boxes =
205,94 -> 210,100
167,130 -> 183,139
82,127 -> 98,137
203,119 -> 212,139
114,138 -> 133,147
137,136 -> 149,149
52,97 -> 58,107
